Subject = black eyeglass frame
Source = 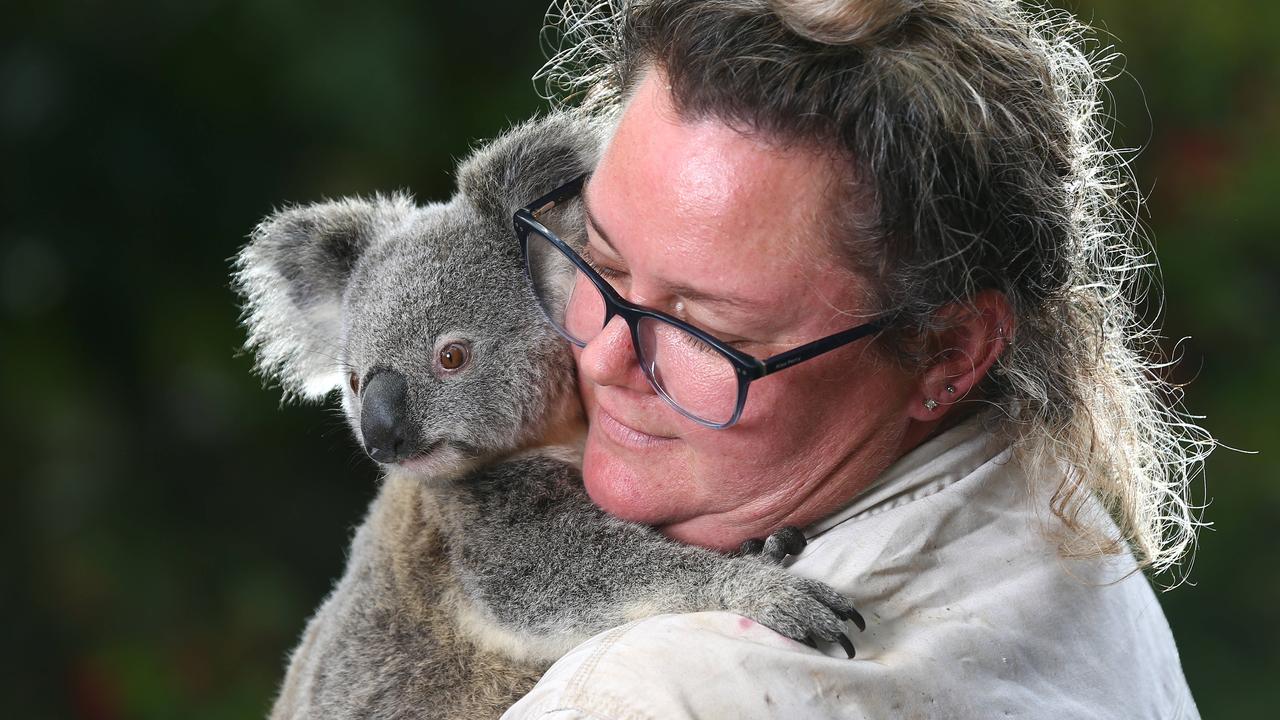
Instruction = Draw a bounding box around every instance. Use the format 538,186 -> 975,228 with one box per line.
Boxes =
513,172 -> 890,429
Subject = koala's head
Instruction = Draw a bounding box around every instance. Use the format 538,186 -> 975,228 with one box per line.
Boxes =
235,111 -> 601,477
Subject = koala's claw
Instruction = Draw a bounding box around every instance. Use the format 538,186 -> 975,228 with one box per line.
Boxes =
802,631 -> 856,658
839,605 -> 867,632
852,611 -> 867,633
717,559 -> 865,660
761,526 -> 807,563
740,526 -> 809,564
835,632 -> 857,659
758,526 -> 865,631
726,527 -> 865,657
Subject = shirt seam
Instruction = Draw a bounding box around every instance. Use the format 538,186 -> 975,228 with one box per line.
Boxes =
562,620 -> 642,708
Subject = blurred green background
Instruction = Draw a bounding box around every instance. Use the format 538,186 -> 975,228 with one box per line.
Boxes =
1,1 -> 1275,717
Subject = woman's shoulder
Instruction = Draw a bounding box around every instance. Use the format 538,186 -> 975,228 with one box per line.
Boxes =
505,577 -> 1196,720
501,611 -> 883,720
504,427 -> 1198,719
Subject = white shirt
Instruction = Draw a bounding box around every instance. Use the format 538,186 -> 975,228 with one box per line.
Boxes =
503,420 -> 1199,719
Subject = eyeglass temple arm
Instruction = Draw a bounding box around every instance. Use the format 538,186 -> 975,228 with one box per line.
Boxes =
759,320 -> 888,377
523,173 -> 589,219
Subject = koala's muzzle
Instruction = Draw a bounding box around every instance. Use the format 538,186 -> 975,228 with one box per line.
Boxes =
360,369 -> 419,464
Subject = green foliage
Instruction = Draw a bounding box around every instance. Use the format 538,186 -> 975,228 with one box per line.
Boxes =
1,1 -> 1273,716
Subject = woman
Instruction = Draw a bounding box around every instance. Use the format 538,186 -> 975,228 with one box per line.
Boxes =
506,0 -> 1211,717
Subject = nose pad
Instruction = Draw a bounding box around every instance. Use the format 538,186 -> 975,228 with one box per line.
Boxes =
360,370 -> 417,464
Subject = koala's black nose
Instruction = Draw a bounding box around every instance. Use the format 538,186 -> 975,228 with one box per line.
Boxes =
360,370 -> 417,464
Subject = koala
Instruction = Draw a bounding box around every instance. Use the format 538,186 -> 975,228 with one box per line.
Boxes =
235,111 -> 863,720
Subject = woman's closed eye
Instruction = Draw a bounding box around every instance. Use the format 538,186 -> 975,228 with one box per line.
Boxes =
583,248 -> 628,283
580,242 -> 766,354
675,323 -> 766,358
676,329 -> 723,356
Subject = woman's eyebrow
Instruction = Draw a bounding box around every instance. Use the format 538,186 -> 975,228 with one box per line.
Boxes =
581,187 -> 762,314
581,188 -> 623,258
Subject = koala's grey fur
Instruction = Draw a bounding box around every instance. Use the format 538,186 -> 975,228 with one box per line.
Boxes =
235,111 -> 859,719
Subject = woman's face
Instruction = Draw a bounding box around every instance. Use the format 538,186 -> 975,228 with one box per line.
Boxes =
576,73 -> 927,551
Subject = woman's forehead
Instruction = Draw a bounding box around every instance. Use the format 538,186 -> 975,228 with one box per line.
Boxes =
599,73 -> 838,227
586,73 -> 856,308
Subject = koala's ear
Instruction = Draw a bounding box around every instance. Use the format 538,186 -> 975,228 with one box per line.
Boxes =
233,194 -> 413,400
455,110 -> 604,222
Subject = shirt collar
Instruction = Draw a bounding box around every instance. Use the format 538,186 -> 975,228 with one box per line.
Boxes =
804,417 -> 1010,539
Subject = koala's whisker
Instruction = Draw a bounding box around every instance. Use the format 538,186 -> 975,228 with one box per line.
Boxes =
345,448 -> 370,472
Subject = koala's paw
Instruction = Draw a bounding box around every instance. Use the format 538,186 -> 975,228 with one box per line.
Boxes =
738,526 -> 808,564
717,550 -> 865,658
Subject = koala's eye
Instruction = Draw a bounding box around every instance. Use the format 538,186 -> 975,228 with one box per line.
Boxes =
438,342 -> 470,372
348,372 -> 361,394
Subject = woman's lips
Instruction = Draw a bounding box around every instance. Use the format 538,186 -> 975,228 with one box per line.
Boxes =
594,405 -> 677,450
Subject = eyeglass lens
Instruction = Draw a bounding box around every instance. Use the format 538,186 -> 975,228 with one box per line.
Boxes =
524,227 -> 741,426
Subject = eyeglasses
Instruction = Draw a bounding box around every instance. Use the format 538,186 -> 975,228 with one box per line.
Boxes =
513,173 -> 889,429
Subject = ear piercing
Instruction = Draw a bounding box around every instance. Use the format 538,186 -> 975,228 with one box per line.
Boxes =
926,385 -> 957,411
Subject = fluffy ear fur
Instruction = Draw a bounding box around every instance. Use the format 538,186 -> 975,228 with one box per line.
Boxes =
456,111 -> 604,221
233,193 -> 415,400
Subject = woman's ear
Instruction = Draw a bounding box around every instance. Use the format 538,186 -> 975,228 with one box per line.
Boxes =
906,289 -> 1014,421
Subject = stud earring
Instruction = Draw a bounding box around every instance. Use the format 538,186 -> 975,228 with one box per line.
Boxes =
923,398 -> 939,410
945,384 -> 956,394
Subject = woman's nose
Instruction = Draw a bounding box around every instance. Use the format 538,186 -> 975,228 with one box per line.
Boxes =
578,315 -> 650,391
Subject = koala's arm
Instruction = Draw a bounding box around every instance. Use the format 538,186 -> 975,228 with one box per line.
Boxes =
440,451 -> 860,661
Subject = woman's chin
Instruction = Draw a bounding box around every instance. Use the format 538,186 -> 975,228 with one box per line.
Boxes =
655,518 -> 742,553
581,437 -> 750,551
582,437 -> 678,525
